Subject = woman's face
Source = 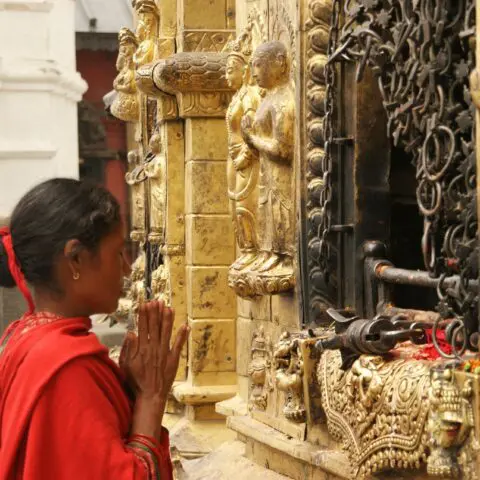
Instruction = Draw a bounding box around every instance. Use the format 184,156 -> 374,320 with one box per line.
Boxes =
67,224 -> 131,315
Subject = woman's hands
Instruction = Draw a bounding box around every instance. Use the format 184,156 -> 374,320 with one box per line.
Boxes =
120,300 -> 189,402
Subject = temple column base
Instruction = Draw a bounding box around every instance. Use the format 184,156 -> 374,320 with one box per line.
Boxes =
216,394 -> 248,417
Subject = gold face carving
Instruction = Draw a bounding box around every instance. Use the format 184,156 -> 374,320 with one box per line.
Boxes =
228,40 -> 296,297
111,28 -> 139,122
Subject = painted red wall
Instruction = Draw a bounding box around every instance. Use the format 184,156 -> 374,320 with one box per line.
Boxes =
76,49 -> 129,226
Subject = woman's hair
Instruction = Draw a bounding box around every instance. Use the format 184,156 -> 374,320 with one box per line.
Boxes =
0,178 -> 121,290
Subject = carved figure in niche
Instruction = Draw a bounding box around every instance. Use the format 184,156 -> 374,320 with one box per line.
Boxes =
132,0 -> 159,68
241,41 -> 295,283
274,332 -> 305,422
225,29 -> 262,272
151,264 -> 170,305
145,131 -> 166,243
247,327 -> 272,411
427,366 -> 474,478
111,28 -> 139,122
125,149 -> 147,242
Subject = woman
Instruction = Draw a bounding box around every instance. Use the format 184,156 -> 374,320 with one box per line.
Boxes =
0,178 -> 189,479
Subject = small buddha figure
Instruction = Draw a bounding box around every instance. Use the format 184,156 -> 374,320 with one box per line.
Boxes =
133,0 -> 159,68
144,131 -> 166,243
247,327 -> 271,411
225,31 -> 262,271
241,41 -> 295,275
125,149 -> 147,242
111,28 -> 139,122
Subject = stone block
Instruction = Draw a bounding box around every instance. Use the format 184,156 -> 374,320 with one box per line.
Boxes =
237,296 -> 271,321
188,318 -> 236,373
185,118 -> 228,161
271,292 -> 300,330
236,316 -> 254,376
181,0 -> 229,30
185,214 -> 235,266
187,266 -> 236,318
185,161 -> 230,214
189,370 -> 237,387
238,374 -> 250,403
165,121 -> 185,245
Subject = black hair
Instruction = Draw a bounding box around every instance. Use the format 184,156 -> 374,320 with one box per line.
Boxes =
0,178 -> 121,290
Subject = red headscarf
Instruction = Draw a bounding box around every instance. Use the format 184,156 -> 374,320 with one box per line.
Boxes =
0,227 -> 35,314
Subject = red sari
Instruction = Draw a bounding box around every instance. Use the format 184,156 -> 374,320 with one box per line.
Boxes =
0,313 -> 173,480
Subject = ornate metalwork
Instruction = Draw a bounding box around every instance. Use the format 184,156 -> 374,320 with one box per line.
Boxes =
332,0 -> 477,355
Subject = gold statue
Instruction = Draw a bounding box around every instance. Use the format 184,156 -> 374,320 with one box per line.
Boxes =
132,0 -> 159,68
125,149 -> 147,242
241,41 -> 295,275
225,30 -> 262,272
145,131 -> 166,243
111,28 -> 139,122
247,327 -> 272,411
151,264 -> 170,304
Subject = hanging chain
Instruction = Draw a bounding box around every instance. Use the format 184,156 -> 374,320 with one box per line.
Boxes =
318,0 -> 342,273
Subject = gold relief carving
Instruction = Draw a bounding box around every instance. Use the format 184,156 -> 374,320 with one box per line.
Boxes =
151,264 -> 171,305
225,27 -> 262,277
132,0 -> 159,68
181,30 -> 235,52
125,149 -> 147,242
145,131 -> 166,244
152,52 -> 231,94
427,366 -> 474,478
118,252 -> 147,318
274,332 -> 306,423
157,93 -> 178,121
318,350 -> 431,478
248,327 -> 273,411
178,91 -> 233,118
111,28 -> 139,122
159,244 -> 185,257
229,41 -> 296,297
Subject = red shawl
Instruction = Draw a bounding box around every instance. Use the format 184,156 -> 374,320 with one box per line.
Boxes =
0,316 -> 173,479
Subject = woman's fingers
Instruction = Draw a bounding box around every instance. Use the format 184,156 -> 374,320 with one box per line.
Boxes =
159,307 -> 174,357
148,300 -> 162,346
137,304 -> 149,355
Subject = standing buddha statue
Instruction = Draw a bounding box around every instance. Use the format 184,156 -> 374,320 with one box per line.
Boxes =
225,29 -> 262,274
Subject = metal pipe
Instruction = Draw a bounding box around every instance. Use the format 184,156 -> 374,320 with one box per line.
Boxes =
374,263 -> 479,291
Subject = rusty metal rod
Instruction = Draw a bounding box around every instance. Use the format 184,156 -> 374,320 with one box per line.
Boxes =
374,263 -> 479,291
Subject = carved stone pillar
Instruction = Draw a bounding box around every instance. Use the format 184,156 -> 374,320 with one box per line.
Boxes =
135,47 -> 238,419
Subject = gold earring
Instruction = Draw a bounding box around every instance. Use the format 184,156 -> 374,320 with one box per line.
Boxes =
73,272 -> 80,280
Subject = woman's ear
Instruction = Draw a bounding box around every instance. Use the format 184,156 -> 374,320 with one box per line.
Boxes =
64,239 -> 84,277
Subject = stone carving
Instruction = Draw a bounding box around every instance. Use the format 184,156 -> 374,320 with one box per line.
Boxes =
230,41 -> 295,297
136,52 -> 234,118
274,332 -> 305,423
151,264 -> 170,305
181,30 -> 235,52
247,327 -> 272,411
225,28 -> 262,284
145,131 -> 166,243
132,0 -> 159,68
427,366 -> 474,478
111,28 -> 139,122
125,149 -> 147,242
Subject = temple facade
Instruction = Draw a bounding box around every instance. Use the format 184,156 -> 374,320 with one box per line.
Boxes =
110,0 -> 480,478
